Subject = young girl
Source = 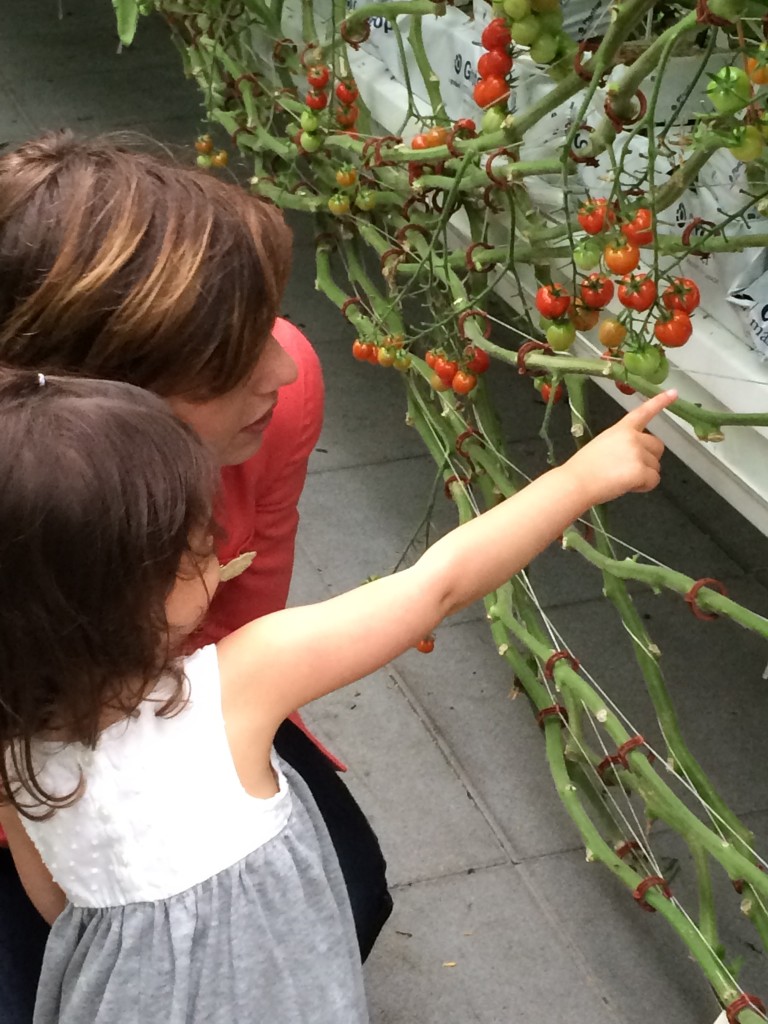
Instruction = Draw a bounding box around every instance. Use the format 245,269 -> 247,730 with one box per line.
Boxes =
0,369 -> 675,1023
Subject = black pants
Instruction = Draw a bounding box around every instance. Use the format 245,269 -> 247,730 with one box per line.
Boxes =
0,720 -> 392,1023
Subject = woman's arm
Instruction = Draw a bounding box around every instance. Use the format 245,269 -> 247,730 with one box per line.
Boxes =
0,806 -> 65,926
218,391 -> 676,733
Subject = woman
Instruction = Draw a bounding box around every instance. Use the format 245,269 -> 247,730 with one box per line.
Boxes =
0,131 -> 392,1021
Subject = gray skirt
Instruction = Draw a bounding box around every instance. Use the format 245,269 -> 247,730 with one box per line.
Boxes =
33,764 -> 369,1024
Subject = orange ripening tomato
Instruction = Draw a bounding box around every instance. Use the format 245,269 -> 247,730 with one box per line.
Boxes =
603,241 -> 640,275
569,299 -> 599,331
598,317 -> 627,350
423,126 -> 449,147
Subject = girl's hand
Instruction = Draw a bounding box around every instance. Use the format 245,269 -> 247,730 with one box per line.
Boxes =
563,390 -> 677,506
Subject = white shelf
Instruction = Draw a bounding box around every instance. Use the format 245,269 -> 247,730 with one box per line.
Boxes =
349,51 -> 768,536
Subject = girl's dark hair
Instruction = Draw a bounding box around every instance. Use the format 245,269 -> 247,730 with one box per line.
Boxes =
0,131 -> 292,398
0,370 -> 218,816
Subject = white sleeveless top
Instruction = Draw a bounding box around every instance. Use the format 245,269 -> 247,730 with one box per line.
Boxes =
18,644 -> 292,907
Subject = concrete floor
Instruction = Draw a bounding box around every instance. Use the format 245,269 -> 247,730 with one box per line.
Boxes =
2,3 -> 768,1020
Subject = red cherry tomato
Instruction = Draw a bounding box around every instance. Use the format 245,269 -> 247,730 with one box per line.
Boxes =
306,65 -> 330,89
336,105 -> 359,127
478,49 -> 513,78
615,381 -> 636,395
423,126 -> 449,147
541,381 -> 563,403
452,370 -> 478,395
305,90 -> 328,111
580,273 -> 614,310
535,282 -> 571,319
434,356 -> 459,382
617,273 -> 657,312
603,241 -> 640,275
662,277 -> 701,314
654,309 -> 692,347
577,198 -> 615,235
473,75 -> 510,110
352,340 -> 373,361
481,18 -> 512,50
411,134 -> 430,150
416,636 -> 435,653
425,349 -> 438,369
335,81 -> 359,105
621,207 -> 654,246
464,345 -> 491,374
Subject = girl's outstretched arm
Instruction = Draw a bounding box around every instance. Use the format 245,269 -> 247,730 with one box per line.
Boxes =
218,391 -> 676,733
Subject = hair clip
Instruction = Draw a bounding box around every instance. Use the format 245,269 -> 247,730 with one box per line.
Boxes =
37,372 -> 46,387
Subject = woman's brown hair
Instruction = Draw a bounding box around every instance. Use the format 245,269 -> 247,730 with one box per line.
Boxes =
0,131 -> 292,398
0,370 -> 218,816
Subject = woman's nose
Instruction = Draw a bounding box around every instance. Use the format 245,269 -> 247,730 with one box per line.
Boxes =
252,333 -> 298,392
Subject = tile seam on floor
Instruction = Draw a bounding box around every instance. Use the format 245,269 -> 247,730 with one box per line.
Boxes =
382,667 -> 522,865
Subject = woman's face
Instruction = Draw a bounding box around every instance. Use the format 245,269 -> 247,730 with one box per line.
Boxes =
167,333 -> 298,466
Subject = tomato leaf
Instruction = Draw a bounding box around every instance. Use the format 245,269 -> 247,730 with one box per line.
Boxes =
112,0 -> 140,47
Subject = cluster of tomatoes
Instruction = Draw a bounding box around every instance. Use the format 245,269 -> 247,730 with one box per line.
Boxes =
194,134 -> 228,169
351,336 -> 412,371
298,65 -> 360,153
425,345 -> 491,396
495,0 -> 568,66
704,60 -> 768,165
532,196 -> 701,384
473,18 -> 513,123
327,166 -> 377,216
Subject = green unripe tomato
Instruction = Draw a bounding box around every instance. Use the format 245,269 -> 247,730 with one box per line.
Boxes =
706,66 -> 751,115
573,240 -> 602,271
196,153 -> 212,168
537,8 -> 563,31
728,124 -> 764,163
301,110 -> 320,132
530,0 -> 560,12
480,104 -> 508,134
529,32 -> 559,64
300,131 -> 324,153
510,14 -> 541,46
623,346 -> 669,384
546,320 -> 576,351
502,0 -> 531,19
